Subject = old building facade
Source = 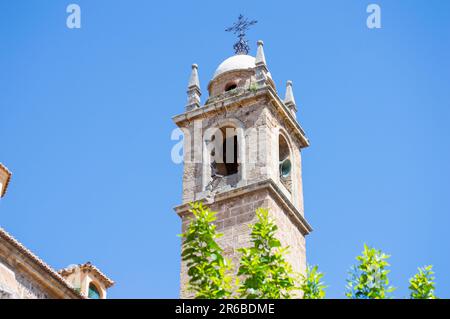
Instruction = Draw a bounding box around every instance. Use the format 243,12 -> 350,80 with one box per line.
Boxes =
0,163 -> 114,299
174,41 -> 312,297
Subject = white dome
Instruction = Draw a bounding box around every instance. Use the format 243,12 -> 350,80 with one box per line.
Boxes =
213,55 -> 256,79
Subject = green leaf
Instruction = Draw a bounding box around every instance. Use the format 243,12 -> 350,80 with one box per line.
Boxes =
179,202 -> 232,299
409,265 -> 437,299
237,208 -> 299,299
345,245 -> 395,299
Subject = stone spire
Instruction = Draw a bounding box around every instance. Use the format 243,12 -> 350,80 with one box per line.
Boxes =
255,40 -> 266,66
284,80 -> 297,117
255,40 -> 269,87
186,64 -> 201,111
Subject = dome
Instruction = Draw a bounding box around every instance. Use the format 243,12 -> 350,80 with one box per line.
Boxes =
213,55 -> 256,79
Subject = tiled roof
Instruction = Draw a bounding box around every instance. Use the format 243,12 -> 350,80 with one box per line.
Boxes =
0,227 -> 84,298
59,262 -> 115,288
0,163 -> 12,198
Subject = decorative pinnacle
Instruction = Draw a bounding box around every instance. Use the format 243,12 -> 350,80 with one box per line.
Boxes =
225,15 -> 258,55
186,64 -> 201,111
284,80 -> 296,107
188,64 -> 200,89
255,40 -> 266,66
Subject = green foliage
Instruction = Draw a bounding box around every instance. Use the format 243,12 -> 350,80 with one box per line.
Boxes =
409,265 -> 437,299
300,265 -> 326,299
346,244 -> 395,299
180,203 -> 438,300
237,208 -> 298,299
180,202 -> 232,299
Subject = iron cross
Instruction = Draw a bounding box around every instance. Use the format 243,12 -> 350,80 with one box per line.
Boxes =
225,15 -> 258,55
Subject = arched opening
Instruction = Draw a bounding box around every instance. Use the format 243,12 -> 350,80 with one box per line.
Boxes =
279,134 -> 292,193
212,126 -> 239,177
202,118 -> 247,192
88,282 -> 101,299
225,82 -> 237,92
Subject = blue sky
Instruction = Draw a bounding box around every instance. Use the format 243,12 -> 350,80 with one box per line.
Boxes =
1,0 -> 449,298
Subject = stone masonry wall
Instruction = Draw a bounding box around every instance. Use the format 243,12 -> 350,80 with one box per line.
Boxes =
180,92 -> 306,216
177,71 -> 309,298
179,188 -> 306,298
0,256 -> 50,299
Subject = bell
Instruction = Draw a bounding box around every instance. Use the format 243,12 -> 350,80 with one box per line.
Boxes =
279,158 -> 292,179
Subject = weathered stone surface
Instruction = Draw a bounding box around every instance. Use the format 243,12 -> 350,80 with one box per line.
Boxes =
0,257 -> 50,299
175,51 -> 311,298
177,186 -> 309,298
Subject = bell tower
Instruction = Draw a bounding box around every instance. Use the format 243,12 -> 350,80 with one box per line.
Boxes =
173,39 -> 312,298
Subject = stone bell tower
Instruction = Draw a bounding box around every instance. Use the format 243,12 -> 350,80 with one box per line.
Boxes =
173,40 -> 312,298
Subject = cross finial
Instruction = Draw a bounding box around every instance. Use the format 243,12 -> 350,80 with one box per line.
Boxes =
225,15 -> 258,55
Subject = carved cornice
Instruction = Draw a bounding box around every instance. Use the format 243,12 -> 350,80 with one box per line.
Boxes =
174,178 -> 313,236
172,86 -> 309,148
